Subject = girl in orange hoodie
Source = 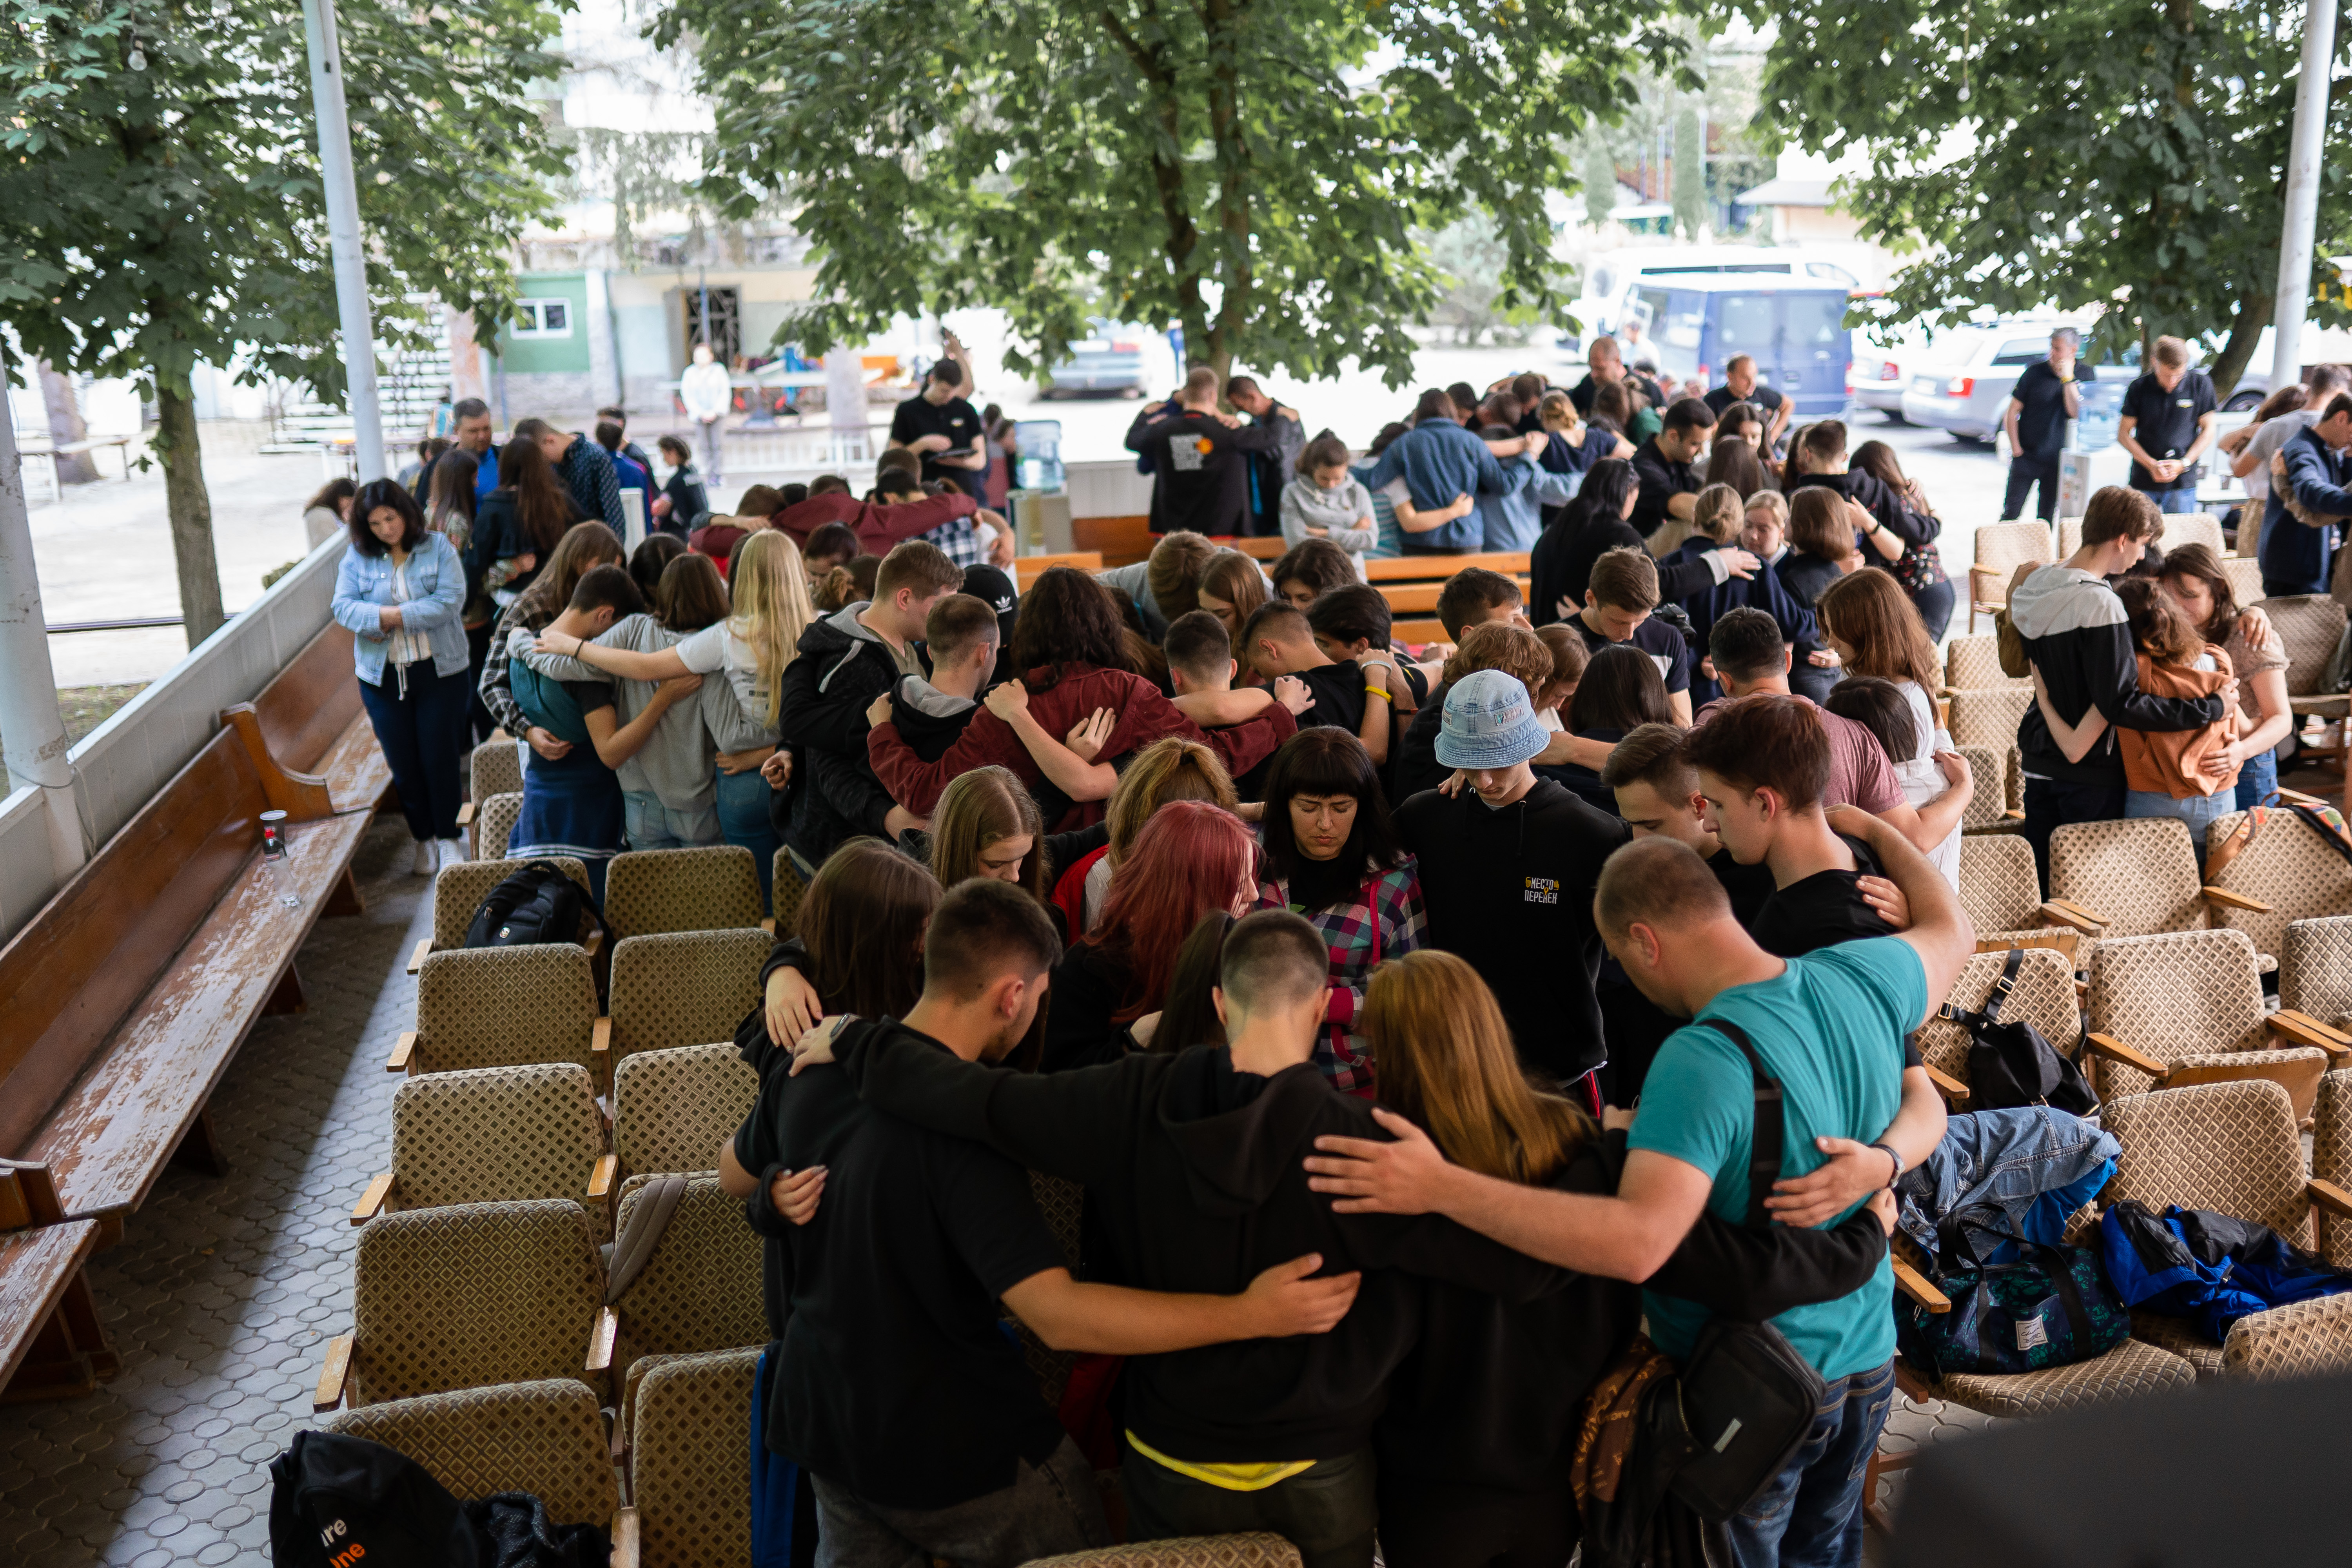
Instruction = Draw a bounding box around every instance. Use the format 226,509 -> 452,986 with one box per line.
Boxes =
2031,576 -> 2239,869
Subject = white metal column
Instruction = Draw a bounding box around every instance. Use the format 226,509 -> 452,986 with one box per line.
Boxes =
2273,0 -> 2341,391
299,0 -> 386,481
0,371 -> 90,878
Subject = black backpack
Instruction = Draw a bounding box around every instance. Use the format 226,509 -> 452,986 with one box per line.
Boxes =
1940,946 -> 2098,1116
464,861 -> 606,951
269,1430 -> 609,1568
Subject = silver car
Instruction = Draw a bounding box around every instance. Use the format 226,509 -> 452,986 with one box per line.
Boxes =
1897,324 -> 2087,441
1039,321 -> 1155,398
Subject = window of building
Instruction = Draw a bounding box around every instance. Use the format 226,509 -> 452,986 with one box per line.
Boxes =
512,299 -> 574,338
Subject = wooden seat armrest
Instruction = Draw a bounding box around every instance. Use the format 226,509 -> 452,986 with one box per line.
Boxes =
760,916 -> 776,934
586,1305 -> 618,1373
583,929 -> 606,963
610,1507 -> 640,1568
2278,787 -> 2330,808
2083,1032 -> 2169,1079
587,1154 -> 618,1202
2201,885 -> 2272,914
2308,1180 -> 2352,1225
2270,1011 -> 2352,1061
387,1032 -> 417,1073
314,1334 -> 354,1412
407,938 -> 432,975
2036,899 -> 2106,934
2002,807 -> 2026,822
1893,1258 -> 1950,1314
350,1172 -> 394,1226
592,1017 -> 612,1055
1923,1064 -> 1971,1102
456,800 -> 476,827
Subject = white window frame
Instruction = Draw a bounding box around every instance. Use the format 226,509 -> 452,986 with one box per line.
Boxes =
512,298 -> 575,339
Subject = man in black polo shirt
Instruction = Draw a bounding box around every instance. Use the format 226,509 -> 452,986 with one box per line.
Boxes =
1629,397 -> 1716,538
1704,354 -> 1791,451
890,353 -> 990,499
1564,546 -> 1693,724
1126,366 -> 1278,535
2118,335 -> 2218,515
2001,327 -> 2092,522
723,880 -> 1357,1568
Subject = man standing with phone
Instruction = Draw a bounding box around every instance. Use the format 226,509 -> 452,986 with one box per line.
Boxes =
2002,328 -> 2091,523
2118,336 -> 2217,516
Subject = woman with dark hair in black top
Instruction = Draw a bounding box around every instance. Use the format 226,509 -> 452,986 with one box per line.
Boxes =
1555,644 -> 1673,809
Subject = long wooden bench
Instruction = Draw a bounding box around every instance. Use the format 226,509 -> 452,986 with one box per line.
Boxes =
1013,550 -> 1103,588
0,1160 -> 116,1402
220,621 -> 397,819
1364,552 -> 1533,643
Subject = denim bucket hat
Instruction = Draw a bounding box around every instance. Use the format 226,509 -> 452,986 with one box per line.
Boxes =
1434,668 -> 1548,770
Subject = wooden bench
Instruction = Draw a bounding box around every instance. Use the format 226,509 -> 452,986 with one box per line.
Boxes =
1363,552 -> 1533,644
0,1159 -> 118,1402
1071,514 -> 1154,567
219,621 -> 397,819
1013,550 -> 1104,589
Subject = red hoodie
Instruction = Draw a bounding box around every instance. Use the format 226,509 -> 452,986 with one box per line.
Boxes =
773,490 -> 979,555
867,662 -> 1296,828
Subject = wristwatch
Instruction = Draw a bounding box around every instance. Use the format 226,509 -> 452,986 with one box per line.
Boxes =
1870,1142 -> 1904,1190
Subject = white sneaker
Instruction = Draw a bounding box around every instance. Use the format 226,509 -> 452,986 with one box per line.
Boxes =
412,838 -> 437,877
437,837 -> 466,870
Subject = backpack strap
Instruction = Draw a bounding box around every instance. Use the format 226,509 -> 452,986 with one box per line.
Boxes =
605,1174 -> 688,1305
1699,1018 -> 1784,1232
1933,943 -> 2023,1033
2284,801 -> 2352,873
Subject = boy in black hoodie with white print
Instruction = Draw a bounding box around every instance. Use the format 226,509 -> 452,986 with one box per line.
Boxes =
2009,486 -> 2226,888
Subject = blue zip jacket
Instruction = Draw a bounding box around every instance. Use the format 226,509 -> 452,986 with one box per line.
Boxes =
1672,537 -> 1822,704
1354,422 -> 1516,552
1475,458 -> 1578,552
331,531 -> 469,685
2258,424 -> 2352,596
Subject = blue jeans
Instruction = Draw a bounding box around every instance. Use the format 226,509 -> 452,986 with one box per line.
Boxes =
1727,1359 -> 1896,1568
622,790 -> 721,851
1895,1105 -> 2122,1261
2127,787 -> 2234,873
357,662 -> 468,840
2235,746 -> 2279,810
2146,485 -> 2201,515
715,763 -> 782,914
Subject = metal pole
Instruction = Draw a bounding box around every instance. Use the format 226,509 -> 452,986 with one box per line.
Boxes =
2273,0 -> 2340,393
0,367 -> 90,879
299,0 -> 386,482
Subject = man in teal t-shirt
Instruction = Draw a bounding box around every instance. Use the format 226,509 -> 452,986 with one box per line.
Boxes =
1303,786 -> 1970,1568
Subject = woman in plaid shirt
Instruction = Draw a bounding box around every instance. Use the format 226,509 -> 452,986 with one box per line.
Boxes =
1253,728 -> 1426,1094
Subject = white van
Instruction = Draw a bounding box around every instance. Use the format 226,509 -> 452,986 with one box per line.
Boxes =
1568,247 -> 1861,355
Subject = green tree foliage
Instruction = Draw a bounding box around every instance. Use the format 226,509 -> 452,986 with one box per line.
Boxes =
1671,105 -> 1704,238
658,0 -> 1689,386
1584,135 -> 1621,230
1752,0 -> 2352,397
0,0 -> 567,642
1423,212 -> 1552,346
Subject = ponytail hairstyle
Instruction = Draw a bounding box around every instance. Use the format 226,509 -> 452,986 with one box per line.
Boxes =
1297,429 -> 1353,475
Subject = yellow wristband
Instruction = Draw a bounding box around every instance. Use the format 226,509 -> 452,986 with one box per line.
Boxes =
1363,686 -> 1392,703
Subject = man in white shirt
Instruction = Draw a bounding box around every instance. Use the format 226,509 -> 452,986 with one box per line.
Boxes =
680,343 -> 735,485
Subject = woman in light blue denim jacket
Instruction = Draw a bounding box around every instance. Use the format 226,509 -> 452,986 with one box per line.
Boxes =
332,479 -> 470,876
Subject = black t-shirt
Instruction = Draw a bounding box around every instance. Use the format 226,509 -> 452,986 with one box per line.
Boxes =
2009,360 -> 2095,463
1128,408 -> 1276,535
1567,612 -> 1691,695
1290,659 -> 1367,740
734,1020 -> 1069,1508
2119,370 -> 2216,491
891,394 -> 987,496
1630,436 -> 1701,538
1708,847 -> 1779,929
1750,834 -> 1895,958
1704,383 -> 1785,419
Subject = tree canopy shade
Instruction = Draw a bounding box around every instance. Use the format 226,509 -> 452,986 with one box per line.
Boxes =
1751,0 -> 2352,397
0,0 -> 567,643
658,0 -> 1690,387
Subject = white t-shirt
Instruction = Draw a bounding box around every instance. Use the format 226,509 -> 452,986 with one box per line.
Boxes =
1891,679 -> 1962,891
676,618 -> 780,746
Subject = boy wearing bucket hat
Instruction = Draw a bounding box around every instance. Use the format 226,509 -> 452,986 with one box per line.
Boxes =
1394,670 -> 1630,1099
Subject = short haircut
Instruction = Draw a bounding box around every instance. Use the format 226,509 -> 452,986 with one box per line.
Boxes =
1599,721 -> 1699,795
1162,609 -> 1233,681
570,562 -> 646,618
734,485 -> 784,517
1239,599 -> 1311,652
1799,421 -> 1849,465
923,876 -> 1063,996
1307,583 -> 1392,650
2080,484 -> 2164,548
2309,364 -> 2352,396
1183,365 -> 1221,401
1436,567 -> 1523,639
1587,336 -> 1622,365
1218,909 -> 1330,1014
1681,694 -> 1831,809
1662,397 -> 1718,437
1511,372 -> 1545,406
2049,327 -> 2080,350
1824,676 -> 1918,765
1709,606 -> 1789,683
875,540 -> 963,602
802,521 -> 859,567
2325,392 -> 2352,424
925,593 -> 1002,662
2151,335 -> 2190,369
1442,621 -> 1552,693
874,467 -> 924,497
876,446 -> 922,478
1586,546 -> 1660,613
1787,488 -> 1860,560
1725,354 -> 1754,376
1225,375 -> 1261,402
1595,837 -> 1732,938
510,416 -> 555,444
452,397 -> 490,422
808,474 -> 853,498
1146,531 -> 1219,621
927,359 -> 962,387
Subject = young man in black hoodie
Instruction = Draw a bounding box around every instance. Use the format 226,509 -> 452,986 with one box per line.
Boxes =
1127,366 -> 1278,536
723,880 -> 1359,1568
2008,485 -> 2228,888
868,592 -> 1000,762
774,540 -> 962,874
1393,670 -> 1629,1101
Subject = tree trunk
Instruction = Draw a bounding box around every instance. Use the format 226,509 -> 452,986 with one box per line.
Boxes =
2209,288 -> 2274,403
36,363 -> 97,485
152,386 -> 225,648
1203,0 -> 1250,385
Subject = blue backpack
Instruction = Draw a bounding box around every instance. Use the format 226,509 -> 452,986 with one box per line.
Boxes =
2098,1201 -> 2352,1343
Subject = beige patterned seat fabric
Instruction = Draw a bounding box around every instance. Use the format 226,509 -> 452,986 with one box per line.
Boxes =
1926,1334 -> 2196,1418
2312,1072 -> 2352,1267
1027,1535 -> 1306,1568
2268,594 -> 2350,713
2223,1293 -> 2352,1382
630,1346 -> 760,1568
772,848 -> 808,935
431,857 -> 592,950
613,1043 -> 759,1181
1956,833 -> 2048,942
1970,521 -> 2054,605
2084,929 -> 2321,1100
2050,817 -> 2215,942
390,1063 -> 608,1232
1944,635 -> 2027,691
470,739 -> 524,805
1955,747 -> 2015,833
414,946 -> 599,1076
610,928 -> 771,1061
475,792 -> 524,862
328,1377 -> 617,1528
610,1174 -> 767,1422
2222,555 -> 2266,605
1912,946 -> 2076,1094
1946,686 -> 2034,755
2281,916 -> 2352,1031
2201,814 -> 2352,969
348,1199 -> 606,1407
2160,512 -> 2227,557
606,845 -> 764,938
2127,1309 -> 2225,1382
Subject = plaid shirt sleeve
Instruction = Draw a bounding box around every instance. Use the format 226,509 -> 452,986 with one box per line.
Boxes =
922,518 -> 984,569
